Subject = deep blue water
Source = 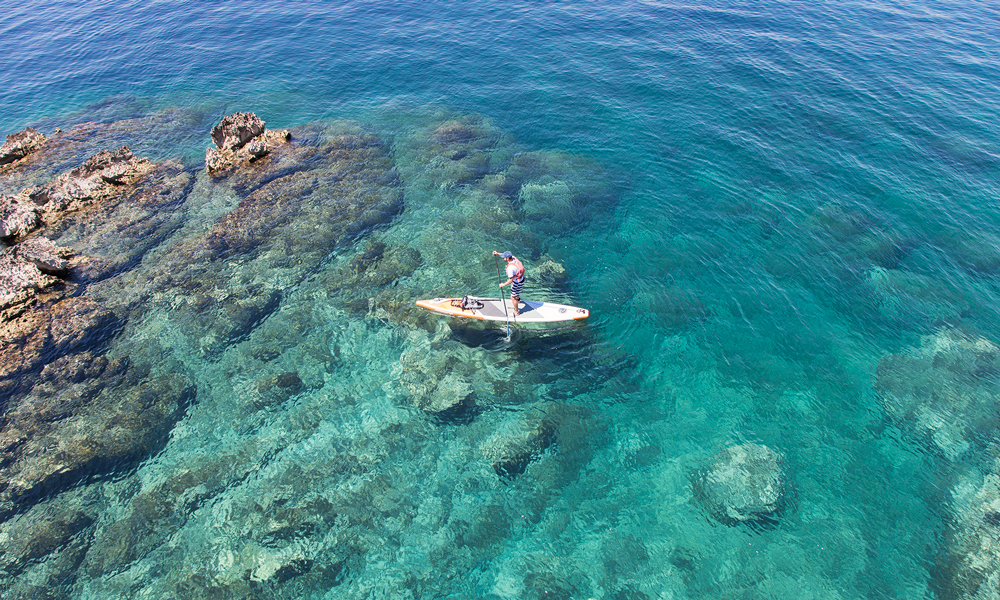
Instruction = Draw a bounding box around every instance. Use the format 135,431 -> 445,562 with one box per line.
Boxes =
3,1 -> 1000,598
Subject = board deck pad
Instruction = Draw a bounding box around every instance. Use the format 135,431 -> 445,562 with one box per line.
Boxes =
415,297 -> 588,323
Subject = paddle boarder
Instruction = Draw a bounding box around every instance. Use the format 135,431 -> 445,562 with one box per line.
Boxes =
492,250 -> 525,316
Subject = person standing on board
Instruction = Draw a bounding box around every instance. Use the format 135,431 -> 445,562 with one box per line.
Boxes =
493,250 -> 525,316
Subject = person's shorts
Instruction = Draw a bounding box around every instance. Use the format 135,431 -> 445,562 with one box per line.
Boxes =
511,278 -> 524,297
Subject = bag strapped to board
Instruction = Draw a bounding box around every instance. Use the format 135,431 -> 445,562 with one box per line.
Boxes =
451,295 -> 485,310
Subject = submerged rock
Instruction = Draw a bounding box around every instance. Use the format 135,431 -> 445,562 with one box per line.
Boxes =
0,372 -> 194,519
425,118 -> 498,185
321,240 -> 422,314
139,125 -> 403,356
0,293 -> 118,401
692,442 -> 786,525
395,344 -> 475,414
480,409 -> 557,478
0,498 -> 94,576
499,150 -> 613,239
83,441 -> 260,577
936,465 -> 1000,599
876,328 -> 1000,461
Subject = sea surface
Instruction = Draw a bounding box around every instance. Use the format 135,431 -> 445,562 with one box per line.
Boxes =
2,1 -> 1000,598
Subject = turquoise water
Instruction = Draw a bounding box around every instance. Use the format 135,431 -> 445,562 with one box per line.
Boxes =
2,1 -> 1000,598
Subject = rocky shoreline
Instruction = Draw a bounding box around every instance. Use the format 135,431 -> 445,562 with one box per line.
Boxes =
0,105 -> 614,597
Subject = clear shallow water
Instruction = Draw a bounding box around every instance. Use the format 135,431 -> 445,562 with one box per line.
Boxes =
2,1 -> 1000,598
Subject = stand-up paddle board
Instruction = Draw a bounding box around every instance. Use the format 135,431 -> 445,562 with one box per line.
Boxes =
416,296 -> 588,323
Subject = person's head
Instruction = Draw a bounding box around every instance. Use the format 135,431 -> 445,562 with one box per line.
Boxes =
501,251 -> 513,261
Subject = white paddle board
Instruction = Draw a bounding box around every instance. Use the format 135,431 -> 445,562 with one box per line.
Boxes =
415,296 -> 588,323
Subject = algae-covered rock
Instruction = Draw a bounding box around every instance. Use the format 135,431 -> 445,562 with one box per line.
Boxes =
424,118 -> 498,185
0,373 -> 194,519
499,150 -> 613,238
876,328 -> 1000,461
692,442 -> 786,525
936,465 -> 1000,599
83,441 -> 260,577
480,409 -> 557,478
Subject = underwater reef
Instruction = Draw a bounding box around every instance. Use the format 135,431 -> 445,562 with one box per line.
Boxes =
0,104 -> 623,598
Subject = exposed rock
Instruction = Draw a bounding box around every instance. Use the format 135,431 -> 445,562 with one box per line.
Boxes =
0,194 -> 40,240
0,127 -> 46,167
692,442 -> 786,525
16,236 -> 68,274
876,328 -> 1000,461
211,112 -> 266,151
0,242 -> 63,315
205,112 -> 290,173
27,146 -> 152,213
43,160 -> 193,283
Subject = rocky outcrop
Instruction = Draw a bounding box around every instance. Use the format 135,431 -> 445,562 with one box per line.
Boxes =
692,442 -> 786,525
43,159 -> 193,283
0,194 -> 40,240
0,127 -> 46,167
876,328 -> 1000,461
139,126 -> 403,356
0,237 -> 72,315
26,146 -> 152,212
205,112 -> 290,173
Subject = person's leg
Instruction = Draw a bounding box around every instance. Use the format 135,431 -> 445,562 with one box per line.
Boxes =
511,293 -> 520,315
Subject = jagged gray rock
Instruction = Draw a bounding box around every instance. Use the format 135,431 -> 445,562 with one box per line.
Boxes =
27,146 -> 151,212
211,112 -> 266,150
0,194 -> 40,240
0,127 -> 46,166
